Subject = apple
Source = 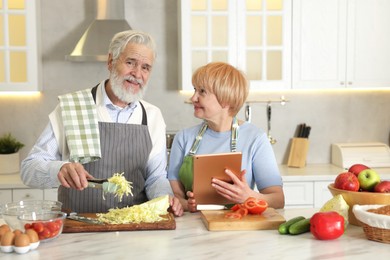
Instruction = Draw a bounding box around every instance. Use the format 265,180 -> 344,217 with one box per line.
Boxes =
373,180 -> 390,193
334,172 -> 360,191
358,169 -> 381,191
348,164 -> 370,177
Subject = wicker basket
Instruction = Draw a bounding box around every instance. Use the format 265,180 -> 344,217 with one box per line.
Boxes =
353,205 -> 390,244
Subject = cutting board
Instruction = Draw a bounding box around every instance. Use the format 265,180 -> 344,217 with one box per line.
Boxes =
200,208 -> 285,231
63,213 -> 176,233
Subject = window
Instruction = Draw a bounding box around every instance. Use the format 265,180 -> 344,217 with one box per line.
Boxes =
0,0 -> 40,92
179,0 -> 291,91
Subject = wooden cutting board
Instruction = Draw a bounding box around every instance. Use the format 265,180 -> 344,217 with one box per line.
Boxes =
63,213 -> 175,233
200,208 -> 285,231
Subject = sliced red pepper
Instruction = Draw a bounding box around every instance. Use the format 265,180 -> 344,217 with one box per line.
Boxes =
230,204 -> 241,211
244,197 -> 268,215
224,212 -> 242,219
236,207 -> 248,217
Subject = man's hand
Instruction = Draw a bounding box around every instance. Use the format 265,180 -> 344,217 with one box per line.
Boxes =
169,196 -> 184,217
57,162 -> 93,190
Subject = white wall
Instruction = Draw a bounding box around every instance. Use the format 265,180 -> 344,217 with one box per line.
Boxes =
0,0 -> 389,165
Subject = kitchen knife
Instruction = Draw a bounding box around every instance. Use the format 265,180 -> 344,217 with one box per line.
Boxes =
67,213 -> 104,225
298,123 -> 306,137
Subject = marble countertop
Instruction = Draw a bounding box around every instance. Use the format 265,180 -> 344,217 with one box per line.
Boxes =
1,208 -> 389,259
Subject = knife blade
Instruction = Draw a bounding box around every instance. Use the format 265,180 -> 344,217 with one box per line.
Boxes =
67,213 -> 105,225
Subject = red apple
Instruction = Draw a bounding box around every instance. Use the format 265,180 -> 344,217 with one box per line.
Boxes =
373,180 -> 390,193
334,172 -> 360,191
348,164 -> 370,177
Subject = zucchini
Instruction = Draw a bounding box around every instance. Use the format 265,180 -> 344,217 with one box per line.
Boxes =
288,218 -> 311,235
278,216 -> 305,234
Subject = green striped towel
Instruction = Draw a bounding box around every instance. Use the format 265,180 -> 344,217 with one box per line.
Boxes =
59,89 -> 101,163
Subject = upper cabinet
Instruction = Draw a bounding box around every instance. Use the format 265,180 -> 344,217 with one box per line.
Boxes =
0,0 -> 40,92
292,0 -> 390,89
179,0 -> 291,91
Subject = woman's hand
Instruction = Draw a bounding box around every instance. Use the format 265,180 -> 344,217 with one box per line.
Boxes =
186,191 -> 198,212
211,169 -> 253,204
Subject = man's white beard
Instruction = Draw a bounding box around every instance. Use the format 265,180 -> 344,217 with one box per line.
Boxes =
109,70 -> 147,104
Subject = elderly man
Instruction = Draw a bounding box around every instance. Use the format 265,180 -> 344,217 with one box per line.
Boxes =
21,30 -> 183,216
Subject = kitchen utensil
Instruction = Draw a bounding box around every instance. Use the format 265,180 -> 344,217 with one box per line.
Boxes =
87,179 -> 118,193
63,213 -> 176,233
245,103 -> 251,122
266,102 -> 277,145
200,208 -> 285,231
66,213 -> 104,225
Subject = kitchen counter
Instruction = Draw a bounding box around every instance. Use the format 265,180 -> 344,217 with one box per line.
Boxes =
2,164 -> 390,189
0,208 -> 389,260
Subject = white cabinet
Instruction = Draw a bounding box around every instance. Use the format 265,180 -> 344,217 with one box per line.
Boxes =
13,189 -> 43,201
44,189 -> 58,201
0,190 -> 12,204
292,0 -> 390,89
179,0 -> 291,91
314,181 -> 333,208
283,180 -> 333,208
0,188 -> 58,203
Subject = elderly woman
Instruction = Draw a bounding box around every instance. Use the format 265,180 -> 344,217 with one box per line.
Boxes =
168,62 -> 284,212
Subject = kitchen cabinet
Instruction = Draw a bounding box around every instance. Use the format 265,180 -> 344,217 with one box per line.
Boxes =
283,180 -> 333,208
292,0 -> 390,89
179,0 -> 291,91
0,188 -> 58,203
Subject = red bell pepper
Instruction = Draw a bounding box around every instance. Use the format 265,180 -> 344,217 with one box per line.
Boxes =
243,197 -> 268,215
310,211 -> 344,240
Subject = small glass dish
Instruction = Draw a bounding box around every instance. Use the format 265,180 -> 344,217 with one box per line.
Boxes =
18,211 -> 66,242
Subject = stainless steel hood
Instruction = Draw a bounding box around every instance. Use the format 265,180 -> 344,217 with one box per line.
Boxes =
66,0 -> 131,62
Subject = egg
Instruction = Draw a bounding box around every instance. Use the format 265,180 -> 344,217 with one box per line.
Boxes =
0,224 -> 11,237
25,229 -> 39,243
13,229 -> 23,236
15,234 -> 30,247
0,231 -> 15,246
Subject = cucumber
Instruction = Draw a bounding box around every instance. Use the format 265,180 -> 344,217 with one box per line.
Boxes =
288,218 -> 311,235
278,216 -> 305,234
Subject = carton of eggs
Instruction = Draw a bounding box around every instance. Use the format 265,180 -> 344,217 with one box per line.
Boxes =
0,224 -> 40,254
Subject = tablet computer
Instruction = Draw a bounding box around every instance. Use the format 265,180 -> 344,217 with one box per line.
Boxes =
193,152 -> 242,206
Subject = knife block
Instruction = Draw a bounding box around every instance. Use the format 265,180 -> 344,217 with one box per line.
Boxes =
287,138 -> 309,168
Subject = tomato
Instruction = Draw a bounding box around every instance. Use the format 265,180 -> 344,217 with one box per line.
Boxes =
244,197 -> 268,215
310,211 -> 344,240
224,212 -> 242,219
47,221 -> 60,233
24,223 -> 32,230
32,222 -> 44,233
39,227 -> 51,239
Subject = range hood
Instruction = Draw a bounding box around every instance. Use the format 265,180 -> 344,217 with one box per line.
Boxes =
66,0 -> 131,62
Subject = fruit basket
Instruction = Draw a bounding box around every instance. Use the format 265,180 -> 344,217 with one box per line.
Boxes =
352,205 -> 390,244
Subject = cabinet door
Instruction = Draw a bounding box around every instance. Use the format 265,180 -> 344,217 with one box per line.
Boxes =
292,0 -> 347,89
12,189 -> 43,201
0,189 -> 12,204
43,188 -> 58,201
283,182 -> 314,208
347,0 -> 390,88
314,181 -> 333,208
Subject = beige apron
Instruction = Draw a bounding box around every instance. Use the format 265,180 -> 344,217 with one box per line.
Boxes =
58,86 -> 152,213
178,117 -> 239,194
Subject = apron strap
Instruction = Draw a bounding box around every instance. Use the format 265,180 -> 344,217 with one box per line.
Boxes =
188,117 -> 239,155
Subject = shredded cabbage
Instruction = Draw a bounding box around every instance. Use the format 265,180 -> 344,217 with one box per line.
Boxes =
96,195 -> 170,224
107,172 -> 133,202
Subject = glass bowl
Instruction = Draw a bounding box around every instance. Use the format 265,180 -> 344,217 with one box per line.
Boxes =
0,200 -> 62,231
18,211 -> 66,242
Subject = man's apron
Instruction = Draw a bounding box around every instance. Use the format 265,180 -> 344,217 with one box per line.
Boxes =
58,86 -> 152,213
